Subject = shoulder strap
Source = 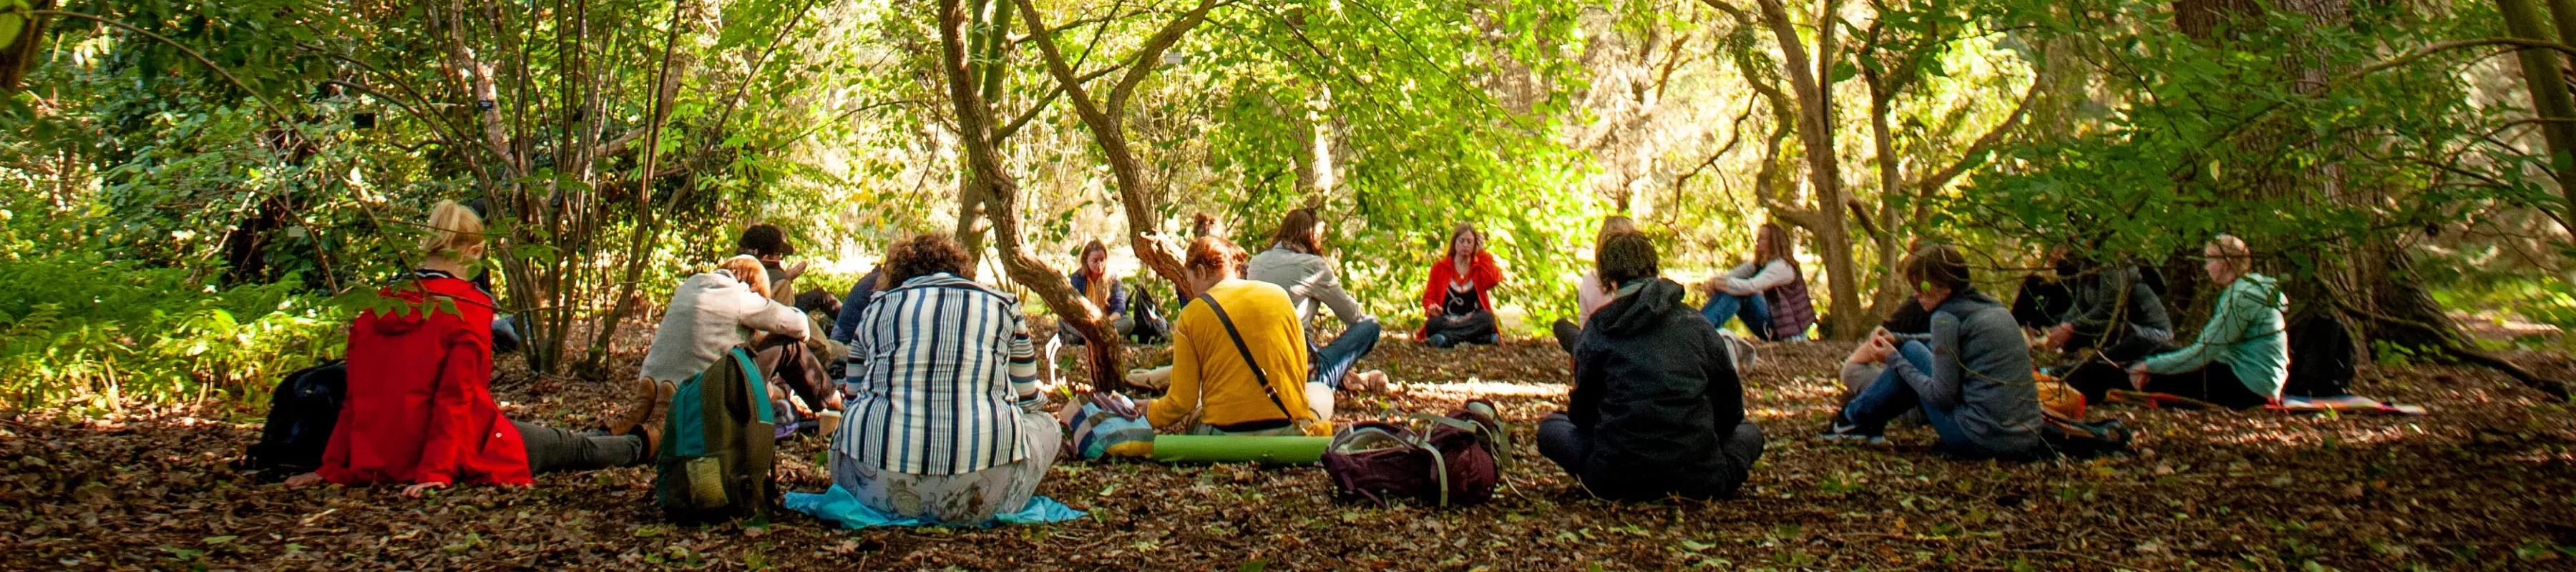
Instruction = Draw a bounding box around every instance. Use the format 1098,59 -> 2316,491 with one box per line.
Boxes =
729,347 -> 773,423
1196,293 -> 1297,421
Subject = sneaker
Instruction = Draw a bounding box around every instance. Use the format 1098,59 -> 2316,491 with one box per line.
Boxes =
1428,333 -> 1450,347
1815,415 -> 1886,445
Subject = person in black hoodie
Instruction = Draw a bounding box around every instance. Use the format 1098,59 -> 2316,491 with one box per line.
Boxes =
2042,255 -> 2177,403
1537,232 -> 1765,500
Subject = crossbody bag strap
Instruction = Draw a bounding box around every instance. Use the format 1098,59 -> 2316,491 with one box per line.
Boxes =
1196,293 -> 1297,422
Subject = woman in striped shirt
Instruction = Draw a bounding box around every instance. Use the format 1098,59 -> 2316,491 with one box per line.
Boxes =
831,233 -> 1058,524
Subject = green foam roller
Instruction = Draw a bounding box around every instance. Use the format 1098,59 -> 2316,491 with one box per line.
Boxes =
1149,435 -> 1330,465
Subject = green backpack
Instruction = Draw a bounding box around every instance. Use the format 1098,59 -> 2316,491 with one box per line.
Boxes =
655,346 -> 779,523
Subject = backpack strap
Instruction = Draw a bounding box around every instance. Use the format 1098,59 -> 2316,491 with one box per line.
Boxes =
730,347 -> 773,423
1196,293 -> 1297,423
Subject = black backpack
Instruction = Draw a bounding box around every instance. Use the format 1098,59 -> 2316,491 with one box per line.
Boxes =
240,360 -> 348,480
2285,313 -> 2356,398
1126,288 -> 1171,344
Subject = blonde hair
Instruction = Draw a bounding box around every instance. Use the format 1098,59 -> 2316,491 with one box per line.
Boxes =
419,200 -> 487,257
718,255 -> 772,300
2207,234 -> 2253,275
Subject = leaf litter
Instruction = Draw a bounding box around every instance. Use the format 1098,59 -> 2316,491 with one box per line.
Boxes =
0,339 -> 2572,570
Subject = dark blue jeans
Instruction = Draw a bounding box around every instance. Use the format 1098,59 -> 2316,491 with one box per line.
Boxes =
1702,293 -> 1774,340
1840,340 -> 1972,450
1312,320 -> 1383,389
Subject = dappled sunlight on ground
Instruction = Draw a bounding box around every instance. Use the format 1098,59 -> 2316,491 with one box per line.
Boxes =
1392,380 -> 1567,399
6,330 -> 2576,570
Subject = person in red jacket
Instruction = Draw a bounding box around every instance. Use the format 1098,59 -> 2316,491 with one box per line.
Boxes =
286,201 -> 655,496
1418,222 -> 1505,347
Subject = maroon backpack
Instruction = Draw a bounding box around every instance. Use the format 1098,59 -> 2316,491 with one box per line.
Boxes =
1322,406 -> 1505,508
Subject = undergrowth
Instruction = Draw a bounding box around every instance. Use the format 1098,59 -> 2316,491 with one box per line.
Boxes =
0,230 -> 346,418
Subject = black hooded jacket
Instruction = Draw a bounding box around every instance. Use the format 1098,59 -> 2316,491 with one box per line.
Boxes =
1567,277 -> 1750,499
2057,265 -> 2175,361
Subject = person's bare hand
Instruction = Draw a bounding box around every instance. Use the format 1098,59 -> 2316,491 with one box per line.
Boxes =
403,481 -> 449,498
283,473 -> 325,488
783,260 -> 810,280
2127,365 -> 2151,391
2046,324 -> 2074,350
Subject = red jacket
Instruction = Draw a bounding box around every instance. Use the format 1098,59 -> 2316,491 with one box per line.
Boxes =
1419,250 -> 1503,328
318,273 -> 533,487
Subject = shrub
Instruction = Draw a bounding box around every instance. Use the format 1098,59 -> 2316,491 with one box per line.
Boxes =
0,251 -> 346,415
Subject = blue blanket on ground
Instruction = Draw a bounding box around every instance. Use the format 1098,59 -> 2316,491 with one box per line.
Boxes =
783,485 -> 1086,529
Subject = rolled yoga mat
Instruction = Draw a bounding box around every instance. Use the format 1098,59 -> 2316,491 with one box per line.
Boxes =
1149,435 -> 1331,464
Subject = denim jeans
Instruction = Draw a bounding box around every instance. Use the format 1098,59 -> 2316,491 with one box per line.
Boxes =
1702,293 -> 1773,340
1312,320 -> 1382,389
1840,340 -> 1974,450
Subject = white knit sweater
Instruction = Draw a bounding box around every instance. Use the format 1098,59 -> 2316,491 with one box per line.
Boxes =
640,272 -> 809,383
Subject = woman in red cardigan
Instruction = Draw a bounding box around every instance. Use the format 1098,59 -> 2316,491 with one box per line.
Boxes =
1418,222 -> 1505,347
286,201 -> 655,496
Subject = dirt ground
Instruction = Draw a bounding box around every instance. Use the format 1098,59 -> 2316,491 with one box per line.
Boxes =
6,332 -> 2576,571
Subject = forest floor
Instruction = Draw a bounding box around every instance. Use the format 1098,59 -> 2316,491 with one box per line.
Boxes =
6,328 -> 2576,571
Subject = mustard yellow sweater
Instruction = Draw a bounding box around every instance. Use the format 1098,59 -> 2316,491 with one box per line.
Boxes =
1147,279 -> 1320,432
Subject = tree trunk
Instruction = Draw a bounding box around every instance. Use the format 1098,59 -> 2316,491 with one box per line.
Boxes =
1752,0 -> 1865,339
936,0 -> 1123,392
578,0 -> 693,378
1012,0 -> 1221,304
2503,0 -> 2576,217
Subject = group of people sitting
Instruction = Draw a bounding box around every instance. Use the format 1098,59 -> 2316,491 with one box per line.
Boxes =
1816,235 -> 2290,460
283,199 -> 2292,524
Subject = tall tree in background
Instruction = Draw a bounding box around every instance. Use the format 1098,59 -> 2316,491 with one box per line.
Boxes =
932,0 -> 1155,390
1703,0 -> 2034,336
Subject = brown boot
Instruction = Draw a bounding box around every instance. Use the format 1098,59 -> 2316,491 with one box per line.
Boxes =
635,420 -> 664,457
627,380 -> 675,455
605,378 -> 675,438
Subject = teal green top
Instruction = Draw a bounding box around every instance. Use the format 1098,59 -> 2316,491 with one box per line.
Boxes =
2140,273 -> 2288,399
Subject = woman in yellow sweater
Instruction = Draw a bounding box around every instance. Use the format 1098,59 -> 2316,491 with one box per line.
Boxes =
1144,235 -> 1332,436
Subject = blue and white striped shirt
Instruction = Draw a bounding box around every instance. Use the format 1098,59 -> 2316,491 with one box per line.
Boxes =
834,273 -> 1042,475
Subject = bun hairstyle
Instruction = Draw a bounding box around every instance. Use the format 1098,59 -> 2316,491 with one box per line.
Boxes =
1594,231 -> 1659,292
1190,212 -> 1222,238
420,199 -> 488,257
1904,242 -> 1972,294
718,255 -> 772,300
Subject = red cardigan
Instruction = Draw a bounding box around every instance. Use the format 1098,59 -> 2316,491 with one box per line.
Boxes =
1418,250 -> 1503,325
318,275 -> 533,487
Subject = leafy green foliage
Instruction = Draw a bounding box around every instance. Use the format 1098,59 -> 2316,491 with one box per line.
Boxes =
1958,0 -> 2522,277
0,217 -> 343,414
